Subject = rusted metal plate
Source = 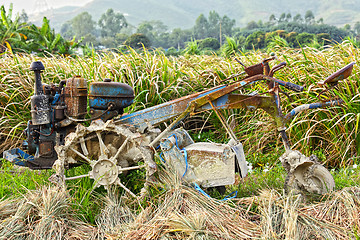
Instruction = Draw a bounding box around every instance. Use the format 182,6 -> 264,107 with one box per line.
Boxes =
319,62 -> 355,85
39,141 -> 54,157
244,63 -> 263,76
64,77 -> 88,117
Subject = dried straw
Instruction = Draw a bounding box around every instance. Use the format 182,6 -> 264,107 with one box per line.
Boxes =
0,186 -> 97,240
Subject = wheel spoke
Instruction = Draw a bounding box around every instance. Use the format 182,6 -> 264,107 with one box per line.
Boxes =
96,131 -> 109,159
115,178 -> 136,198
65,173 -> 90,181
117,165 -> 145,172
111,137 -> 129,162
79,137 -> 89,156
70,147 -> 92,164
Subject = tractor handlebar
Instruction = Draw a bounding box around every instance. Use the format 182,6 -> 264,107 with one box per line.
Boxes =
275,80 -> 304,92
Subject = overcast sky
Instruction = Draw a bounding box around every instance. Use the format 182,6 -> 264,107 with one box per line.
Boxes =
0,0 -> 92,14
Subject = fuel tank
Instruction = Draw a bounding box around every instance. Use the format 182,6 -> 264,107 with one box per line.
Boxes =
89,79 -> 134,112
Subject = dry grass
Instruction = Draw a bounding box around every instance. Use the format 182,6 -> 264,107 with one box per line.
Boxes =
97,170 -> 260,239
250,189 -> 357,240
94,170 -> 360,240
0,186 -> 96,240
1,169 -> 360,239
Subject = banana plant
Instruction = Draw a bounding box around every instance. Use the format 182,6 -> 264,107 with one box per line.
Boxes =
222,36 -> 239,58
28,17 -> 80,56
0,4 -> 27,54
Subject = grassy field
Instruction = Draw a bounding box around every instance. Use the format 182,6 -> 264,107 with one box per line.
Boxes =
1,161 -> 360,239
0,42 -> 359,239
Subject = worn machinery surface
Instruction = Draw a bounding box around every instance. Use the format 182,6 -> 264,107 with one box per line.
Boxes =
3,56 -> 354,196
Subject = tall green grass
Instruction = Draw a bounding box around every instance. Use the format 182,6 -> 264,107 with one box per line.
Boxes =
1,44 -> 360,239
0,42 -> 359,167
270,41 -> 360,166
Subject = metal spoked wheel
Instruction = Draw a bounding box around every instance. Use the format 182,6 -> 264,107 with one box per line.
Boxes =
51,119 -> 157,197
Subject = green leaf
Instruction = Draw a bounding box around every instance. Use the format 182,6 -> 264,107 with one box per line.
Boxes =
1,6 -> 9,29
50,33 -> 62,51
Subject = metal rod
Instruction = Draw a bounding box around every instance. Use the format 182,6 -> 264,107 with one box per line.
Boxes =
280,130 -> 291,150
65,173 -> 90,181
115,179 -> 136,198
112,137 -> 129,162
70,147 -> 92,164
118,165 -> 146,172
207,97 -> 238,143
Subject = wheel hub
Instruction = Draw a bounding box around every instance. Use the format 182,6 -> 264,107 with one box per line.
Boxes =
90,159 -> 118,185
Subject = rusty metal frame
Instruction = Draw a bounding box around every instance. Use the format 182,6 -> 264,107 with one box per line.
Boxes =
118,59 -> 352,152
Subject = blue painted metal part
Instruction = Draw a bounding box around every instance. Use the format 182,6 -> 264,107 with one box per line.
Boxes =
90,97 -> 133,110
3,148 -> 34,167
89,81 -> 134,110
200,95 -> 229,110
117,75 -> 285,132
51,93 -> 61,105
118,85 -> 227,132
285,99 -> 344,121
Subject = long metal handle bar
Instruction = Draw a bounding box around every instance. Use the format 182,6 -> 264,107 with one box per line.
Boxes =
118,74 -> 301,133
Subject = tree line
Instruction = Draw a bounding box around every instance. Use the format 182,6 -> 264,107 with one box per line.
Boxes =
59,8 -> 356,55
0,4 -> 358,56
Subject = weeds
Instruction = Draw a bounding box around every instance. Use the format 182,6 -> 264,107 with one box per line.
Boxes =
0,43 -> 359,239
1,43 -> 359,166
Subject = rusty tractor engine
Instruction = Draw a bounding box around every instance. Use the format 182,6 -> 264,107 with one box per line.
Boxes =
12,61 -> 134,170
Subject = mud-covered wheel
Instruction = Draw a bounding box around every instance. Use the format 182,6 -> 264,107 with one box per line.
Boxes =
51,119 -> 157,197
285,164 -> 335,195
304,164 -> 335,194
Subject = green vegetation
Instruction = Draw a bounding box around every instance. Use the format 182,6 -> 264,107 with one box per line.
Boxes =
56,7 -> 354,54
0,3 -> 360,238
0,4 -> 80,56
1,4 -> 356,56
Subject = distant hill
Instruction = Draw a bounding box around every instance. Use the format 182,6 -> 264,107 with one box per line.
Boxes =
28,0 -> 360,31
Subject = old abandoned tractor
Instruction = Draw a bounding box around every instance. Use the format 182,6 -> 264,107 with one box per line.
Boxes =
3,56 -> 354,196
